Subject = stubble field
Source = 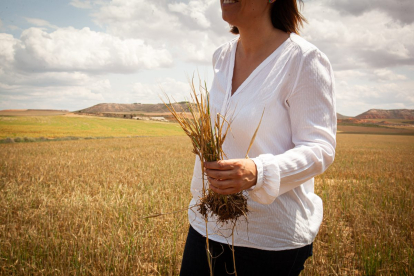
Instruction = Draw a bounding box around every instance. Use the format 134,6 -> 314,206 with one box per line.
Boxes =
0,134 -> 413,275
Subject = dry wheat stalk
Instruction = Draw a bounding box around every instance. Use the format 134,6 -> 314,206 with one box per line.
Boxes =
162,76 -> 264,276
162,77 -> 250,224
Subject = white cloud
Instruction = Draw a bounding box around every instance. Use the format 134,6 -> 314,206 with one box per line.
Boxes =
372,69 -> 407,82
90,0 -> 232,63
299,0 -> 414,115
301,4 -> 414,70
132,78 -> 191,104
333,67 -> 413,115
0,33 -> 16,62
0,70 -> 112,110
335,69 -> 407,83
87,0 -> 414,68
2,71 -> 100,87
334,70 -> 366,80
7,25 -> 21,31
2,0 -> 414,115
168,1 -> 211,29
24,17 -> 59,30
70,0 -> 93,9
336,79 -> 414,116
69,0 -> 106,9
0,33 -> 18,75
0,24 -> 173,110
0,80 -> 110,111
11,27 -> 173,73
323,0 -> 414,24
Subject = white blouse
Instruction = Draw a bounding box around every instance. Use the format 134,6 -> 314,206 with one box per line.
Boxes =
188,33 -> 337,250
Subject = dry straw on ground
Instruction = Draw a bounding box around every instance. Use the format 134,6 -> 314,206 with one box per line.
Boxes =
0,134 -> 413,275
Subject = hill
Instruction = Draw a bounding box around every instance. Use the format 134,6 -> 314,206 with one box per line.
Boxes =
337,113 -> 352,119
77,103 -> 356,118
76,103 -> 191,113
355,109 -> 414,120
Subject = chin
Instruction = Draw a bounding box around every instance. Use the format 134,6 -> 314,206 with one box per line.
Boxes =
221,12 -> 238,27
221,1 -> 240,26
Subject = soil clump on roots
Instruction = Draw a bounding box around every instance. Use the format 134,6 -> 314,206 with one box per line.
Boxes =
199,190 -> 249,224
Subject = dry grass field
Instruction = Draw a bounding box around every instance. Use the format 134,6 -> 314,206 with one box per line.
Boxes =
337,125 -> 414,135
0,110 -> 69,116
0,134 -> 413,275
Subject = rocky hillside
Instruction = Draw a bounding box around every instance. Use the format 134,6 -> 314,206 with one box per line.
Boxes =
76,103 -> 192,113
78,103 -> 353,118
337,113 -> 352,119
355,109 -> 414,120
76,104 -> 414,121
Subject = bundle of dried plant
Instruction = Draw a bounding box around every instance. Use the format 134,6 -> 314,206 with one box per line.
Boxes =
162,77 -> 263,275
162,78 -> 251,223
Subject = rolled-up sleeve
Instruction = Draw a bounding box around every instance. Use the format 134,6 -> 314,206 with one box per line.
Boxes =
249,49 -> 337,205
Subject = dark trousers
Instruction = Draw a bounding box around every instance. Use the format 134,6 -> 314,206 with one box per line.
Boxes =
180,226 -> 313,276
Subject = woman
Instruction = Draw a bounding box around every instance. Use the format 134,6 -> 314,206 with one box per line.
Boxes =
181,0 -> 336,275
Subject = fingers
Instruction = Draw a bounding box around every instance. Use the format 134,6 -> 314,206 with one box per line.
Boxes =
204,159 -> 240,170
204,159 -> 257,194
207,176 -> 233,189
208,179 -> 239,195
205,168 -> 236,180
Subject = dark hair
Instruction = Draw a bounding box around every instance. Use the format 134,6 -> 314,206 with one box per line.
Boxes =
230,0 -> 307,35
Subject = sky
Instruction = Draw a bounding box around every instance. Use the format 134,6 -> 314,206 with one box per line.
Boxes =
0,0 -> 413,116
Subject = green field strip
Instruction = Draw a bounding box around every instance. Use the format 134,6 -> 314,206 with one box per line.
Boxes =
0,115 -> 184,138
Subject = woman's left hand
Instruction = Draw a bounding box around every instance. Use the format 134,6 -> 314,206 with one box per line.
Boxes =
204,159 -> 257,195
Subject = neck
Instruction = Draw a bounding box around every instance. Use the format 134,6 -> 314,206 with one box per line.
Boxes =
237,18 -> 287,57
